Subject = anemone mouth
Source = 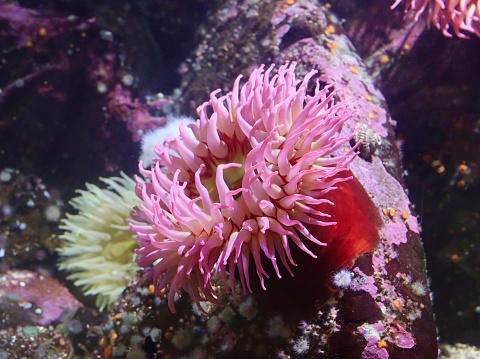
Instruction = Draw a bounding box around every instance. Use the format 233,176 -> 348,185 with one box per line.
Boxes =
223,164 -> 246,191
199,144 -> 249,203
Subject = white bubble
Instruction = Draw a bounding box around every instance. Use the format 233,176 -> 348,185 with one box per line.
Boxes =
44,204 -> 62,222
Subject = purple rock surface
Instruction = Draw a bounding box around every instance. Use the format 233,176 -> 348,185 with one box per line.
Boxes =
0,270 -> 83,327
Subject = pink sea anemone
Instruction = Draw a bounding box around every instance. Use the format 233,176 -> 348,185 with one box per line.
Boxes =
391,0 -> 480,38
130,62 -> 357,312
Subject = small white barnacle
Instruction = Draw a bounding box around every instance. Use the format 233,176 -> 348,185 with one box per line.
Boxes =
410,280 -> 427,297
333,269 -> 354,288
292,337 -> 310,355
354,123 -> 382,160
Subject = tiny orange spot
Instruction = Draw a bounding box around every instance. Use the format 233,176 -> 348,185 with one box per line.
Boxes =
98,337 -> 106,346
382,208 -> 388,216
104,344 -> 112,358
112,313 -> 122,320
164,331 -> 173,341
401,211 -> 409,221
38,28 -> 47,36
365,94 -> 372,101
378,339 -> 388,348
325,3 -> 332,8
109,332 -> 118,341
388,207 -> 395,219
368,112 -> 375,119
379,54 -> 389,65
25,40 -> 33,47
456,180 -> 465,189
326,42 -> 339,54
453,117 -> 464,129
458,163 -> 468,175
393,299 -> 401,309
325,24 -> 335,35
148,284 -> 155,295
350,66 -> 359,75
373,108 -> 379,114
451,254 -> 459,263
286,0 -> 295,4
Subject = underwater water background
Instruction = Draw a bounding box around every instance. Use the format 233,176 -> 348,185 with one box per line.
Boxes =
0,0 -> 479,358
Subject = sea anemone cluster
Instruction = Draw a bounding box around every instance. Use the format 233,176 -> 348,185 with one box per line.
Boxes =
58,173 -> 140,311
391,0 -> 480,38
130,62 -> 357,312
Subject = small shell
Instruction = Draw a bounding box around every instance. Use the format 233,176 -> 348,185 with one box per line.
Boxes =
354,123 -> 382,159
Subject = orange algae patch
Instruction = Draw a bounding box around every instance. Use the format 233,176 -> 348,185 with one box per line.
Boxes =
325,24 -> 335,35
326,42 -> 339,54
378,340 -> 388,348
450,254 -> 459,263
379,54 -> 389,65
104,344 -> 112,358
350,66 -> 360,74
458,163 -> 468,175
148,284 -> 155,295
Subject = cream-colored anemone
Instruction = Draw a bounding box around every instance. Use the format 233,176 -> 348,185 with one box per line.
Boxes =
58,173 -> 139,311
